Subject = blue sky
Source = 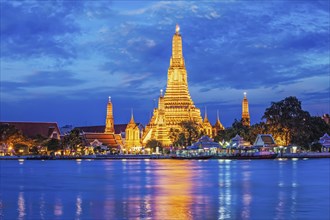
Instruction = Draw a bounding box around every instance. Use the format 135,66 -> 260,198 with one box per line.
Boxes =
1,0 -> 329,128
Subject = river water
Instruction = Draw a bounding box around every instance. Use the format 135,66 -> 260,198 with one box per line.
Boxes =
0,159 -> 329,220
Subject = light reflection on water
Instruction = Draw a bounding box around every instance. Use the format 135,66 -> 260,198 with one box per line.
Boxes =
17,192 -> 25,220
0,159 -> 329,219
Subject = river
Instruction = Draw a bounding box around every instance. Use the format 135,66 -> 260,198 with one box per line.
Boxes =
0,158 -> 329,219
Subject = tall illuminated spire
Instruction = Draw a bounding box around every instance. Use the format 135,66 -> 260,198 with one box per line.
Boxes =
203,107 -> 210,123
129,108 -> 135,124
142,25 -> 203,145
242,92 -> 250,126
105,96 -> 115,133
165,24 -> 194,107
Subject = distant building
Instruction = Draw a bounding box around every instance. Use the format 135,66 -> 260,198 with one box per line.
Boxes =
73,98 -> 121,149
125,111 -> 143,152
83,132 -> 123,149
202,108 -> 213,137
190,135 -> 221,149
0,121 -> 61,140
105,96 -> 115,133
60,125 -> 74,135
231,134 -> 250,148
76,123 -> 144,148
212,110 -> 225,137
242,92 -> 250,127
75,98 -> 144,151
253,134 -> 277,148
322,114 -> 330,124
319,133 -> 330,152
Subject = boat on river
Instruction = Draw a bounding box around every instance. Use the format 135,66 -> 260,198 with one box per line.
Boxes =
218,154 -> 277,160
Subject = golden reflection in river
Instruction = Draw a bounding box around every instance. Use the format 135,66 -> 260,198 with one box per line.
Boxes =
218,160 -> 232,219
153,160 -> 194,219
17,192 -> 25,220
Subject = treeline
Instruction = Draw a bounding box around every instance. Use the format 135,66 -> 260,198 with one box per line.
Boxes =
1,96 -> 329,155
169,96 -> 330,150
0,125 -> 87,155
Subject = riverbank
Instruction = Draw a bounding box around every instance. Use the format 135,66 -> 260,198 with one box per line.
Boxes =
0,152 -> 329,160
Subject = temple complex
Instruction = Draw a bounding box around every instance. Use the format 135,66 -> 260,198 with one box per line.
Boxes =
142,25 -> 204,146
242,92 -> 250,127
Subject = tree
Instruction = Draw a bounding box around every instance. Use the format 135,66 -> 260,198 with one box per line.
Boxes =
296,116 -> 330,149
215,119 -> 253,143
169,121 -> 201,147
45,138 -> 61,152
62,128 -> 84,154
146,139 -> 163,152
0,124 -> 34,154
261,96 -> 330,148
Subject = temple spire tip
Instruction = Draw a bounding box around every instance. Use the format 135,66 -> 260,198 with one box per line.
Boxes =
130,108 -> 135,123
175,24 -> 180,34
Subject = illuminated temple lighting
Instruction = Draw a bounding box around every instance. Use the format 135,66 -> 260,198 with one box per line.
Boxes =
142,25 -> 207,146
242,92 -> 250,127
105,96 -> 115,133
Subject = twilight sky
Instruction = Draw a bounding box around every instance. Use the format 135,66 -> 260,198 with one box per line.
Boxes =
1,1 -> 329,128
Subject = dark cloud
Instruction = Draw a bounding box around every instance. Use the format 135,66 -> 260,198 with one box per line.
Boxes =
1,70 -> 85,91
302,89 -> 330,102
0,2 -> 81,59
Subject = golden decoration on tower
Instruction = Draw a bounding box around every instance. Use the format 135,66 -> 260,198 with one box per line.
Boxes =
242,92 -> 251,126
105,96 -> 115,133
142,25 -> 204,146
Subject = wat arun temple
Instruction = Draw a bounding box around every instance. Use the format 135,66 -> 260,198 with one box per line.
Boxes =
78,25 -> 250,150
141,25 -> 209,146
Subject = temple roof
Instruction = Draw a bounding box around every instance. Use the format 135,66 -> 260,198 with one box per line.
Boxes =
254,134 -> 276,147
76,123 -> 143,134
0,121 -> 61,139
189,135 -> 220,149
83,133 -> 121,148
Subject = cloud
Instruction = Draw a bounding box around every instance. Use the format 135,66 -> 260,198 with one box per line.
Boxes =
1,2 -> 81,60
1,70 -> 85,96
0,1 -> 329,127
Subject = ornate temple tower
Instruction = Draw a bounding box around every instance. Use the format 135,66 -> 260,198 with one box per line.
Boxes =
242,92 -> 251,127
213,110 -> 224,136
202,107 -> 213,137
105,96 -> 115,133
125,110 -> 141,150
142,25 -> 203,146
